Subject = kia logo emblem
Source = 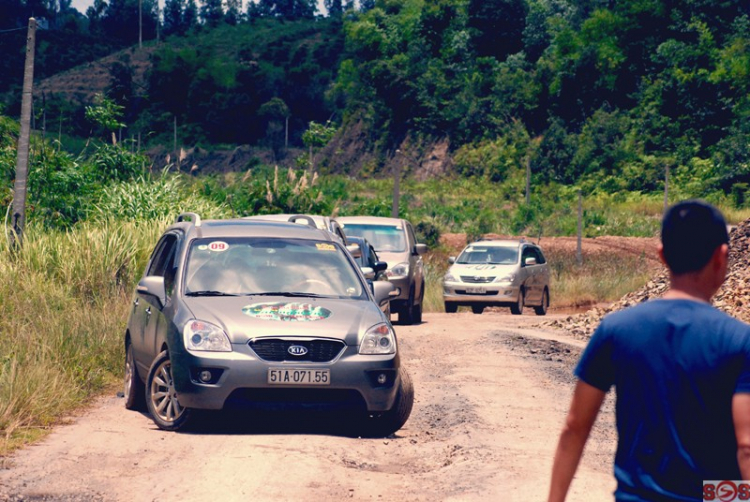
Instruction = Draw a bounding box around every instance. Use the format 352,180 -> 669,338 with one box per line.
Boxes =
288,345 -> 308,356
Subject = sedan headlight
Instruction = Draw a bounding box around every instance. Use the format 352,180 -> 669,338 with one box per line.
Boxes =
444,272 -> 457,282
386,262 -> 409,279
359,323 -> 397,355
494,274 -> 516,283
183,320 -> 231,352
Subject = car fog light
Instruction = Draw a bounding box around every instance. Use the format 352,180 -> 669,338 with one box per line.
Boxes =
199,370 -> 213,383
377,373 -> 387,385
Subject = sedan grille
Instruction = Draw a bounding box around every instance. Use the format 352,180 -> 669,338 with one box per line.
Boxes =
460,276 -> 495,284
249,338 -> 345,362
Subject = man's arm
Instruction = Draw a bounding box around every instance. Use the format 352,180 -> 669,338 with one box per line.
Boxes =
733,393 -> 750,478
548,379 -> 607,502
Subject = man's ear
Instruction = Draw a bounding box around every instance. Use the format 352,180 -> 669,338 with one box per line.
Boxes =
658,244 -> 667,267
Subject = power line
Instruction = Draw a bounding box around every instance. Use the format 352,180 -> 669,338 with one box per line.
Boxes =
0,27 -> 27,34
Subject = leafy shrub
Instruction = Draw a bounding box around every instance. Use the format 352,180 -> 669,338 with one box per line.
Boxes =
415,220 -> 440,248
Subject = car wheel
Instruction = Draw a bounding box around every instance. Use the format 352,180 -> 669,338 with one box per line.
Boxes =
444,303 -> 458,313
146,350 -> 192,431
510,288 -> 524,315
471,305 -> 484,315
534,288 -> 549,316
124,341 -> 145,411
361,368 -> 414,437
399,287 -> 416,325
413,282 -> 424,324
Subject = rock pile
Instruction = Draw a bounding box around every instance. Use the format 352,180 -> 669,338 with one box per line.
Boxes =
544,219 -> 750,339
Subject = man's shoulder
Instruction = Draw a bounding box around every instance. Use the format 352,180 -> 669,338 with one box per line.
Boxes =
602,298 -> 750,335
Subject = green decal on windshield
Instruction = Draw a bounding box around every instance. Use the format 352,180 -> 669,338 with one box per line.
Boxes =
242,302 -> 332,322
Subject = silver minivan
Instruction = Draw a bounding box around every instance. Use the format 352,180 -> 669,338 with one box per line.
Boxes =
443,239 -> 550,315
337,216 -> 427,325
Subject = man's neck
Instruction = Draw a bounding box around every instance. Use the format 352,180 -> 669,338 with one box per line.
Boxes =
663,273 -> 717,304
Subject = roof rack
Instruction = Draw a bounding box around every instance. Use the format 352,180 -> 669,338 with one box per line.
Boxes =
287,214 -> 317,229
176,212 -> 202,227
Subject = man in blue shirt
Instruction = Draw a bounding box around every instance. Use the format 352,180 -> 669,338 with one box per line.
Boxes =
548,200 -> 750,501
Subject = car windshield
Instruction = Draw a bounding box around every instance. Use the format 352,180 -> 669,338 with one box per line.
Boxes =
456,245 -> 518,265
184,238 -> 365,298
342,224 -> 406,253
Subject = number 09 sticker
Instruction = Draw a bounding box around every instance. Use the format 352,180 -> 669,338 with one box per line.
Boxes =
208,241 -> 229,252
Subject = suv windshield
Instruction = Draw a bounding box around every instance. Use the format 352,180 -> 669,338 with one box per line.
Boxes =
184,238 -> 365,298
342,224 -> 406,252
457,245 -> 518,265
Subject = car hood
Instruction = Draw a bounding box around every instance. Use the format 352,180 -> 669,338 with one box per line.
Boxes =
182,296 -> 387,345
449,263 -> 517,278
375,251 -> 409,268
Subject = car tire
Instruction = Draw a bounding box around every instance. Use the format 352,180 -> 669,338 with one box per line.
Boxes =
124,341 -> 146,411
534,289 -> 549,316
445,303 -> 457,313
471,305 -> 484,315
413,281 -> 424,324
146,350 -> 192,431
399,287 -> 416,325
361,368 -> 414,438
510,288 -> 524,315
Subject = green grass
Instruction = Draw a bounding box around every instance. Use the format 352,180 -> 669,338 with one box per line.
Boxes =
0,220 -> 168,454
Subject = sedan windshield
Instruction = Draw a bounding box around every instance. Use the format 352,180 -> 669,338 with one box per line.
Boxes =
342,224 -> 406,253
457,245 -> 518,265
184,238 -> 365,298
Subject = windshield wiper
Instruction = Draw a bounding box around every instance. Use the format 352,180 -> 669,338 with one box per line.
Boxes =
250,292 -> 327,298
185,290 -> 240,297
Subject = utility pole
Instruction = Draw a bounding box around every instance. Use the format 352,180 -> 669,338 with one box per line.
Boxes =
525,156 -> 531,205
393,150 -> 406,218
11,18 -> 37,249
139,0 -> 143,48
664,164 -> 669,213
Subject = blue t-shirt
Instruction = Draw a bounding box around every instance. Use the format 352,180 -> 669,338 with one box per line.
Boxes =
576,299 -> 750,501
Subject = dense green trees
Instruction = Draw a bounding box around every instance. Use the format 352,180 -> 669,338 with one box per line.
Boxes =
1,0 -> 749,203
332,0 -> 750,199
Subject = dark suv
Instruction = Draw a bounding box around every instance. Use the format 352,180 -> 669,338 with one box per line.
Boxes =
337,216 -> 427,324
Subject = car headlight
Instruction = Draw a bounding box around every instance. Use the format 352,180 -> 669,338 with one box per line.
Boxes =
386,262 -> 409,279
494,274 -> 516,283
359,323 -> 396,355
183,320 -> 232,352
444,272 -> 457,282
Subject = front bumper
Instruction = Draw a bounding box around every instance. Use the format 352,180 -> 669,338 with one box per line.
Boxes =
170,342 -> 400,413
443,281 -> 519,305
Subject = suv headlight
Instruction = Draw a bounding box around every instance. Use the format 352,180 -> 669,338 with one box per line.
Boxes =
359,323 -> 396,355
386,262 -> 409,279
183,320 -> 232,352
494,274 -> 516,283
444,272 -> 457,282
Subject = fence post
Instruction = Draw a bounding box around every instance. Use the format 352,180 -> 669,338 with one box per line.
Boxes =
10,18 -> 37,250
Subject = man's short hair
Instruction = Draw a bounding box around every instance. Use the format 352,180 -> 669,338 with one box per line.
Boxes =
661,200 -> 729,274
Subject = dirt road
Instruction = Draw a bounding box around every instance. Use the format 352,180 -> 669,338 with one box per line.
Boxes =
0,312 -> 616,502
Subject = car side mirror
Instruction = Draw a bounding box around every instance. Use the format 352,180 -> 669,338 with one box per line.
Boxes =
373,260 -> 388,273
524,257 -> 537,266
448,256 -> 456,264
361,266 -> 376,280
346,243 -> 362,259
415,243 -> 428,255
137,276 -> 166,308
372,281 -> 397,307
